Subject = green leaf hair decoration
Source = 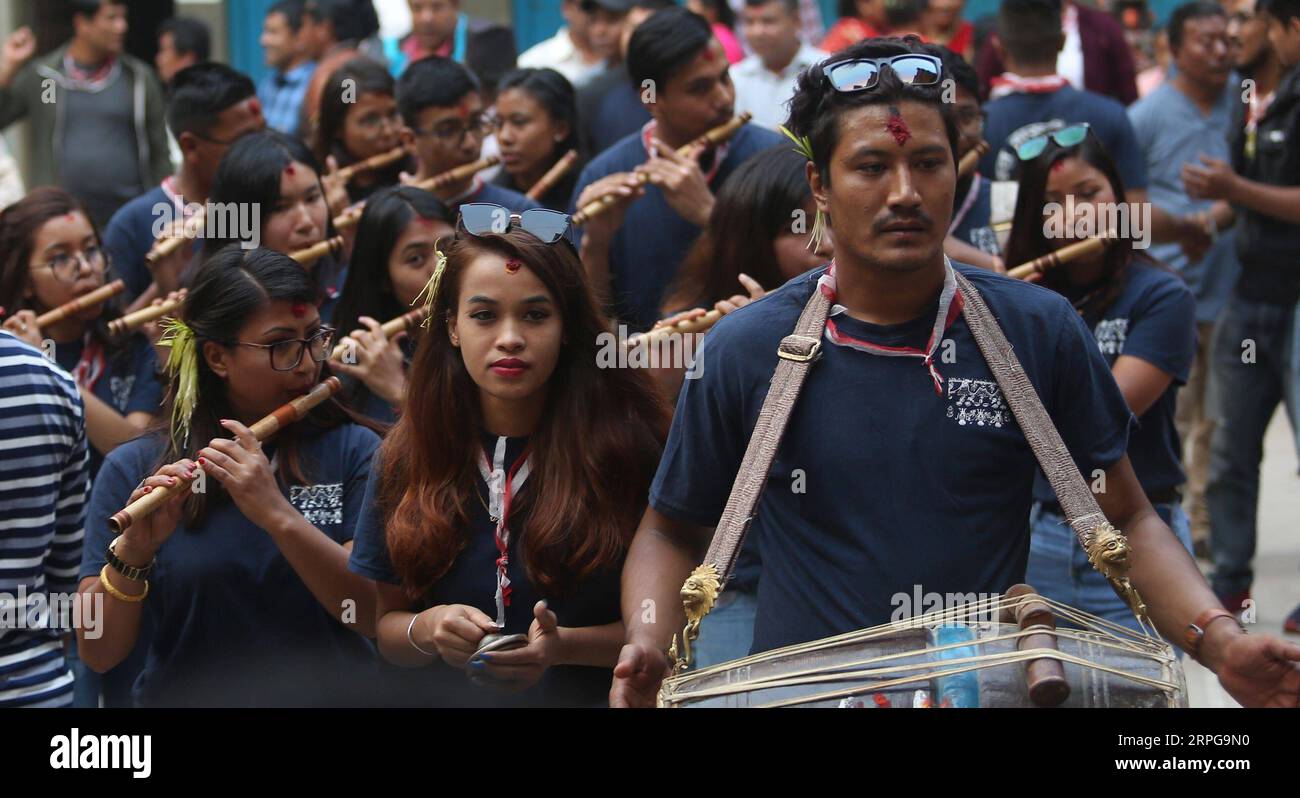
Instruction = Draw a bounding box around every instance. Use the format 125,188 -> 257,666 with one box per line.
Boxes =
779,124 -> 829,254
158,316 -> 200,451
414,238 -> 449,329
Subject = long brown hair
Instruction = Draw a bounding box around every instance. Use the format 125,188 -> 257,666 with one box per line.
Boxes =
378,229 -> 671,599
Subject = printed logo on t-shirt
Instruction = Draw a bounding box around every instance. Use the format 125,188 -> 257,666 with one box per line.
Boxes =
290,483 -> 343,526
109,375 -> 135,412
1093,318 -> 1128,356
967,226 -> 1001,255
945,377 -> 1012,428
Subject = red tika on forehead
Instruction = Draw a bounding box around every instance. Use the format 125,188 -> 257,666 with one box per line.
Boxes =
291,301 -> 308,318
64,213 -> 77,223
505,258 -> 523,274
700,45 -> 717,62
246,98 -> 262,117
457,98 -> 471,119
885,107 -> 911,146
284,163 -> 296,176
1050,158 -> 1068,173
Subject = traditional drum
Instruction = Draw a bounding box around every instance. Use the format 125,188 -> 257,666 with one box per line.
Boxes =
659,590 -> 1187,708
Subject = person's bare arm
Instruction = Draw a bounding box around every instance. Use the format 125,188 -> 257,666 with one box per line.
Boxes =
80,390 -> 152,456
1110,355 -> 1174,417
610,506 -> 713,707
944,235 -> 1004,272
1097,456 -> 1300,706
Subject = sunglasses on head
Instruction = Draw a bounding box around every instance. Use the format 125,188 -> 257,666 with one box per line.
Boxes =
823,54 -> 943,93
458,203 -> 572,245
1016,124 -> 1091,161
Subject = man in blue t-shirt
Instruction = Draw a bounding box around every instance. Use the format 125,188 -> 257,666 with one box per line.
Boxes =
610,36 -> 1300,709
1127,2 -> 1242,557
979,0 -> 1148,192
103,64 -> 265,310
396,56 -> 539,218
569,7 -> 783,332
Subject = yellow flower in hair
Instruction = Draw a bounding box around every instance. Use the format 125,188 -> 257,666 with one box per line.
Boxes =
158,317 -> 199,450
779,125 -> 829,254
413,238 -> 449,329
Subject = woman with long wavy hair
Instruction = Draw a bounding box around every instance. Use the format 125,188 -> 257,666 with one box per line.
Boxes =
349,207 -> 670,706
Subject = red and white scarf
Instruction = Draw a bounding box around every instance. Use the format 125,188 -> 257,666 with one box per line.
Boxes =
988,72 -> 1070,101
818,259 -> 965,396
477,436 -> 532,628
70,334 -> 106,393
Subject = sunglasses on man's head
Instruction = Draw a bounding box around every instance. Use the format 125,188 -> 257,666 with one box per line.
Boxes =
1016,123 -> 1091,161
458,203 -> 572,245
823,54 -> 943,93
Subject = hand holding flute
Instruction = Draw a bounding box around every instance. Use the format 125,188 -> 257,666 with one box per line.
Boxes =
109,377 -> 342,535
329,308 -> 428,406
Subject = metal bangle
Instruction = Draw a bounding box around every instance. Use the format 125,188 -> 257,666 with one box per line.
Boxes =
406,613 -> 438,658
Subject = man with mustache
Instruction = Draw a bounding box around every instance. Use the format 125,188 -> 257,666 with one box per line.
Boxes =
569,6 -> 782,332
611,36 -> 1300,708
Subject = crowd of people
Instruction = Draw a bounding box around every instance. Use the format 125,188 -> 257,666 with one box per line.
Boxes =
1,0 -> 1298,709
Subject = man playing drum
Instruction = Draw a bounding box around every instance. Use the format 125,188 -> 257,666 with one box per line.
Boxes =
610,36 -> 1300,708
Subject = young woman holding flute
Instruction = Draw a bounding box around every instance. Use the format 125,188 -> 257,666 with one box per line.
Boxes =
76,246 -> 384,707
1003,124 -> 1198,633
489,68 -> 586,212
310,57 -> 411,204
330,185 -> 455,424
0,188 -> 161,477
347,210 -> 670,706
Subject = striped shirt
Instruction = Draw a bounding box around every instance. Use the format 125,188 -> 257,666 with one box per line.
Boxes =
0,332 -> 89,708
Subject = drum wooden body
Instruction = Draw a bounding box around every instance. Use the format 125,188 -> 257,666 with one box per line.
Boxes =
659,620 -> 1187,708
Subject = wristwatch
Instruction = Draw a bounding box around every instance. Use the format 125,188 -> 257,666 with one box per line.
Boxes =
1184,608 -> 1243,662
106,537 -> 155,582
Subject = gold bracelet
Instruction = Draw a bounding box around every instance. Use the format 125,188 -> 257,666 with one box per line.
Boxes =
99,564 -> 148,603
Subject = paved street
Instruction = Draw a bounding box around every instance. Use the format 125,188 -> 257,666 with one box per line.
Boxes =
1187,409 -> 1299,707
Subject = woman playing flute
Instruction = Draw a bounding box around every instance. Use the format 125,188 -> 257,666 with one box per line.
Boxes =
1003,123 -> 1197,633
0,189 -> 162,477
489,68 -> 586,212
331,186 -> 455,424
348,207 -> 669,706
202,130 -> 350,322
75,246 -> 385,707
311,58 -> 412,205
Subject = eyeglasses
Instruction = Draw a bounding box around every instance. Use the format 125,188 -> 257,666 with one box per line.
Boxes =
413,114 -> 495,145
33,245 -> 107,283
823,54 -> 943,93
355,108 -> 402,133
231,326 -> 335,371
1016,124 -> 1091,161
459,203 -> 572,245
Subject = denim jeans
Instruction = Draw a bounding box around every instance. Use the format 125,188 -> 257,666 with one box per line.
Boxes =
691,587 -> 758,669
1205,294 -> 1297,596
1025,502 -> 1193,636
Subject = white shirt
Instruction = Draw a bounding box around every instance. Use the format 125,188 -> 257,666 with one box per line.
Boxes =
1057,3 -> 1085,91
732,42 -> 826,131
517,27 -> 607,89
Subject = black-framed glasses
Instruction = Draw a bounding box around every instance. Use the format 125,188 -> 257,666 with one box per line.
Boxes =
32,245 -> 108,283
459,203 -> 572,245
823,54 -> 943,93
1016,123 -> 1091,161
413,113 -> 495,145
231,326 -> 335,371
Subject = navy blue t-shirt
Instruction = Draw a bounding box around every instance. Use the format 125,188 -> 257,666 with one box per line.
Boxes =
79,424 -> 381,707
55,333 -> 161,476
649,262 -> 1134,654
569,127 -> 785,331
448,180 -> 542,216
103,186 -> 167,302
1033,259 -> 1196,502
980,86 -> 1148,188
591,82 -> 651,156
348,433 -> 623,707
